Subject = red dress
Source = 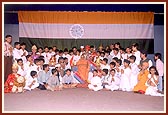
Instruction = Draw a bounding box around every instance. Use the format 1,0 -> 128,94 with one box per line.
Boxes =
4,73 -> 20,93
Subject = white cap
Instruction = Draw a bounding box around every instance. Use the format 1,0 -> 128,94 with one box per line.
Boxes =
80,46 -> 84,49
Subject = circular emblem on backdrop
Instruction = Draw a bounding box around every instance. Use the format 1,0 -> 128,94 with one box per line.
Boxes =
69,24 -> 84,39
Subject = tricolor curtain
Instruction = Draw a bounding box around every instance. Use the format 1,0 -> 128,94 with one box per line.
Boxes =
18,11 -> 154,53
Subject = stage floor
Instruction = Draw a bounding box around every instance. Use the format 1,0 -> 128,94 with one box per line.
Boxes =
3,88 -> 165,113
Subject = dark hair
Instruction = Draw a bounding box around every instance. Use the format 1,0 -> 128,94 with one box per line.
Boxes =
149,66 -> 159,75
129,55 -> 136,62
38,47 -> 43,50
44,46 -> 48,49
110,69 -> 116,73
66,69 -> 71,72
93,69 -> 98,73
51,68 -> 58,75
26,55 -> 31,59
155,53 -> 162,60
48,47 -> 53,50
140,50 -> 148,57
43,64 -> 49,70
64,48 -> 69,52
132,43 -> 139,49
20,42 -> 26,46
110,62 -> 116,67
102,69 -> 108,75
112,57 -> 118,62
34,58 -> 40,64
59,50 -> 64,54
17,58 -> 23,63
103,58 -> 108,64
30,71 -> 37,77
5,35 -> 12,38
116,59 -> 122,66
113,48 -> 119,52
14,42 -> 20,46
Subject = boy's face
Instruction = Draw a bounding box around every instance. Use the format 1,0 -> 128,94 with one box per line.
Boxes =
44,48 -> 49,52
110,71 -> 115,76
129,58 -> 134,63
110,64 -> 114,69
16,44 -> 20,49
124,62 -> 129,67
93,71 -> 98,76
102,71 -> 106,76
21,45 -> 26,49
17,61 -> 23,66
66,71 -> 71,76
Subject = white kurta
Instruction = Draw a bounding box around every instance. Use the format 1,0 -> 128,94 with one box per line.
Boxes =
130,63 -> 140,90
133,51 -> 141,65
24,77 -> 39,91
119,67 -> 131,91
88,76 -> 103,91
145,74 -> 164,96
105,75 -> 120,91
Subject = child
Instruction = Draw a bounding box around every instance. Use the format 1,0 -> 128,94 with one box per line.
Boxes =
131,43 -> 141,65
4,63 -> 20,93
13,42 -> 21,62
129,55 -> 140,90
24,71 -> 39,91
101,69 -> 110,88
17,59 -> 26,77
154,53 -> 164,93
145,66 -> 164,96
105,69 -> 120,91
88,69 -> 103,91
62,69 -> 77,88
100,58 -> 110,70
46,69 -> 63,91
119,59 -> 131,91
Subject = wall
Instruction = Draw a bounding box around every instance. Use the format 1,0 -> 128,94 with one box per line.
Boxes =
4,24 -> 164,62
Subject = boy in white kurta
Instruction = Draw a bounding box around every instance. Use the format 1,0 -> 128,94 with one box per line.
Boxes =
88,70 -> 103,91
105,69 -> 120,91
129,55 -> 140,90
24,71 -> 39,91
119,59 -> 131,91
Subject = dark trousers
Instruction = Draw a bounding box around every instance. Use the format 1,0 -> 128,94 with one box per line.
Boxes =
37,83 -> 47,90
4,56 -> 13,83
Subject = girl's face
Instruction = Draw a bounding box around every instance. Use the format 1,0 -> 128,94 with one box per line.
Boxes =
150,68 -> 156,75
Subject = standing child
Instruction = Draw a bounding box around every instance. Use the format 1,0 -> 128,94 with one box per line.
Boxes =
88,69 -> 103,91
129,55 -> 140,90
46,69 -> 63,91
119,59 -> 131,91
62,69 -> 77,88
105,69 -> 120,91
154,53 -> 164,93
24,71 -> 39,91
145,66 -> 164,96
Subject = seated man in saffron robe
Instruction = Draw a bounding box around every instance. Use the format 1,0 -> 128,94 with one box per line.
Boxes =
4,63 -> 20,93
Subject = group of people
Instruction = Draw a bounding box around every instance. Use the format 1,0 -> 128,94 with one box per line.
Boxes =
4,35 -> 164,96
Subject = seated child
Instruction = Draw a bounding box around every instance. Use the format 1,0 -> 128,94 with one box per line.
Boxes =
24,71 -> 39,91
145,66 -> 164,96
62,69 -> 77,88
101,69 -> 110,88
105,69 -> 120,91
88,69 -> 103,91
46,68 -> 63,91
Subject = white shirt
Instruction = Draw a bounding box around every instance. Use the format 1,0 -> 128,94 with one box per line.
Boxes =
13,48 -> 22,62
